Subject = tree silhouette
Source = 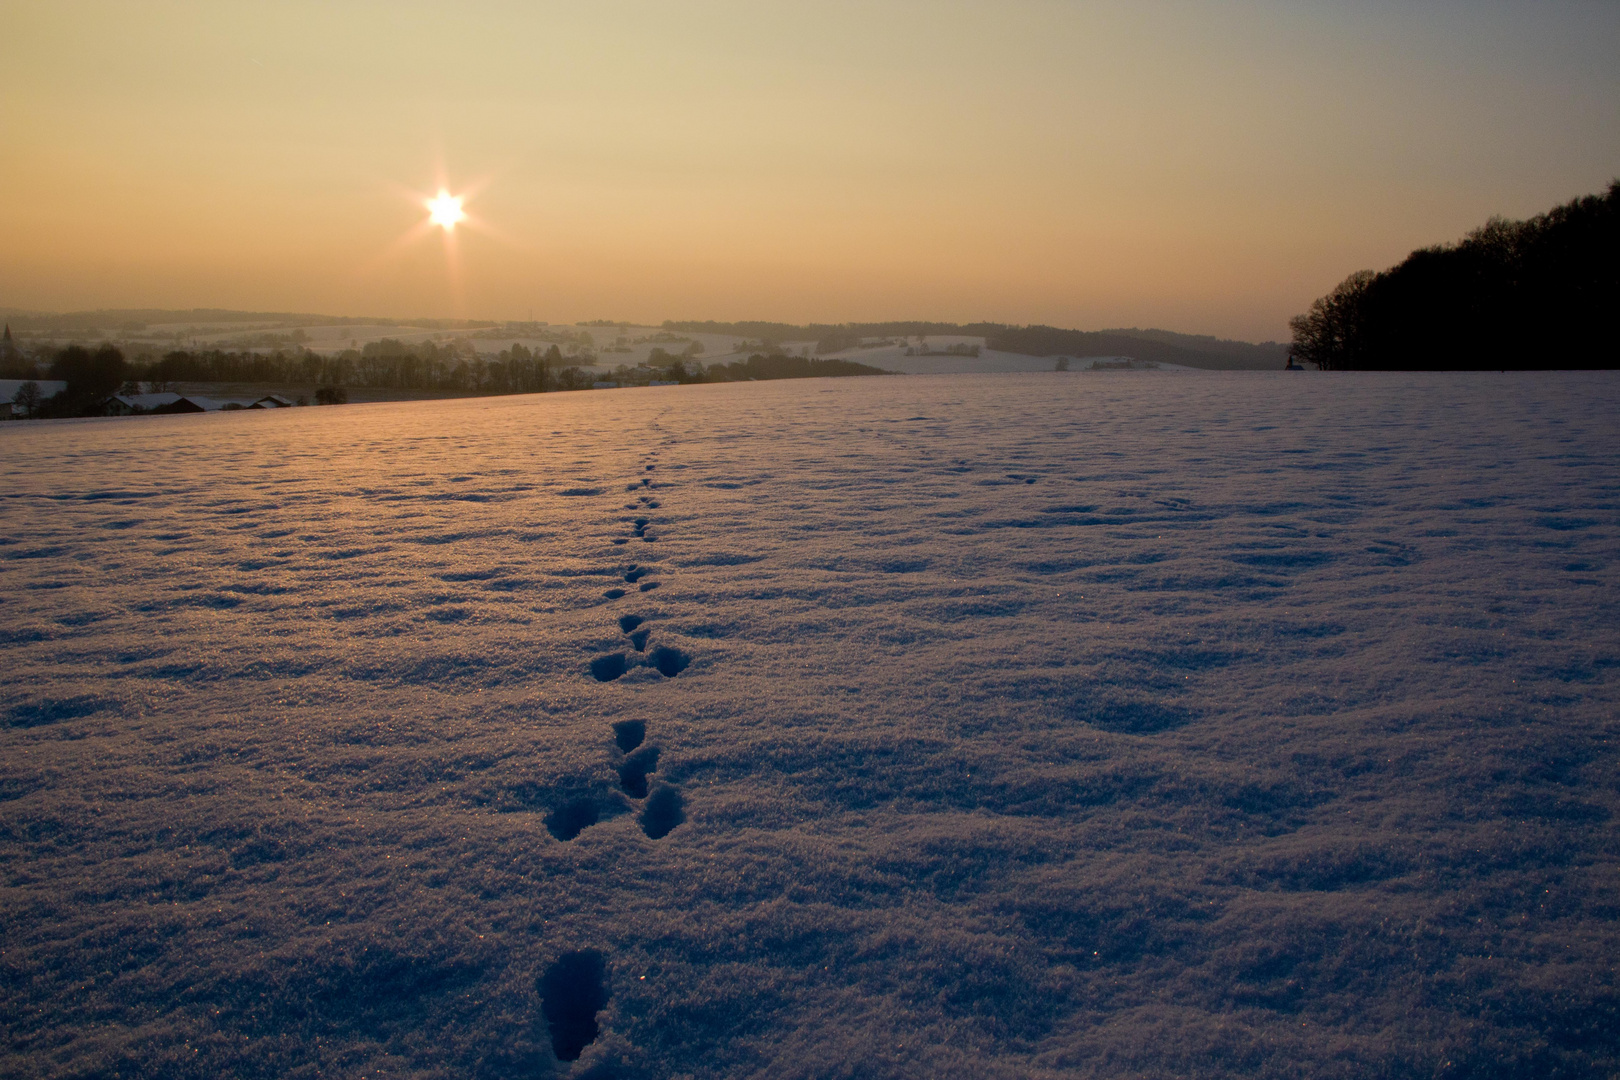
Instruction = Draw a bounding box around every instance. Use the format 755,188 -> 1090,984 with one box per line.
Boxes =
11,380 -> 43,418
1290,181 -> 1619,370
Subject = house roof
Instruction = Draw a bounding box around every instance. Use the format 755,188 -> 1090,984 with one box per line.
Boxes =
111,392 -> 185,410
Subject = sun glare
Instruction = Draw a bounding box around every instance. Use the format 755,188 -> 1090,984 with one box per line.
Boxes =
427,191 -> 465,230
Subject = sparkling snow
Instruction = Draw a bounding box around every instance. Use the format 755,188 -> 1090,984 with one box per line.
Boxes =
2,371 -> 1616,1078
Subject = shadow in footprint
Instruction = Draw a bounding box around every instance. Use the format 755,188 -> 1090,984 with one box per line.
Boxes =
629,628 -> 651,651
612,720 -> 645,753
639,581 -> 660,592
641,785 -> 685,839
537,951 -> 610,1062
603,588 -> 626,600
624,566 -> 646,583
618,614 -> 644,633
618,746 -> 661,799
649,645 -> 689,677
546,799 -> 599,841
589,653 -> 628,682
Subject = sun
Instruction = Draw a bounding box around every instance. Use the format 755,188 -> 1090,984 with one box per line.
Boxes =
427,190 -> 465,230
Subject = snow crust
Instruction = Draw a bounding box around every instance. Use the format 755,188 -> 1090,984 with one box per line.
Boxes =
1,371 -> 1616,1078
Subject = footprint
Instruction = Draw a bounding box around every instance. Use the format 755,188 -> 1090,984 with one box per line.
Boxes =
612,719 -> 645,753
617,745 -> 661,798
640,785 -> 685,839
603,588 -> 626,600
607,722 -> 685,837
537,951 -> 610,1062
628,628 -> 651,651
638,581 -> 660,593
589,653 -> 628,681
648,645 -> 689,678
611,538 -> 628,546
624,566 -> 646,583
545,799 -> 599,841
618,614 -> 644,633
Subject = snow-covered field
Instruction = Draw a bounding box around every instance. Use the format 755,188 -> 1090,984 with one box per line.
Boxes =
2,372 -> 1616,1079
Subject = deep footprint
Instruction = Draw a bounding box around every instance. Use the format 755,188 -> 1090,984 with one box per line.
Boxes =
629,628 -> 651,651
641,785 -> 685,839
624,566 -> 646,583
589,653 -> 628,681
618,746 -> 661,799
603,588 -> 626,600
649,645 -> 689,677
546,799 -> 599,841
618,614 -> 644,633
612,719 -> 645,753
537,951 -> 610,1062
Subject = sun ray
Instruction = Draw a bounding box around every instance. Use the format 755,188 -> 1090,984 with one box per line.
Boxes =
357,167 -> 508,317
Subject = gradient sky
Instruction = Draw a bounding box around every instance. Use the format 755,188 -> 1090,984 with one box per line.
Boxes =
3,1 -> 1617,341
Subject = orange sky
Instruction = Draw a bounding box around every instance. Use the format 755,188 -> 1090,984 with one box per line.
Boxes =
3,1 -> 1617,341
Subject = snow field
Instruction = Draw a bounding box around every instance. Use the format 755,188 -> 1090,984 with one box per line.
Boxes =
1,371 -> 1616,1078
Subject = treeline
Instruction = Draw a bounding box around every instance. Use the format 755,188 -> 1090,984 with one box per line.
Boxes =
983,327 -> 1284,370
664,319 -> 1006,356
704,354 -> 891,381
8,340 -> 893,419
145,340 -> 571,393
663,319 -> 1285,369
1290,181 -> 1619,370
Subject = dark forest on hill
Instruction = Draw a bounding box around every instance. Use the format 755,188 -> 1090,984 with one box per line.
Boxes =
982,327 -> 1286,370
1290,181 -> 1620,370
662,321 -> 1286,370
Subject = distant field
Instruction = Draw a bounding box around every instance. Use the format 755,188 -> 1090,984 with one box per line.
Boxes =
1,372 -> 1616,1078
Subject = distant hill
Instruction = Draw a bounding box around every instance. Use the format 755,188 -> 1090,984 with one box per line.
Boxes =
984,326 -> 1286,370
1,309 -> 498,332
5,309 -> 1288,370
663,320 -> 1286,370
